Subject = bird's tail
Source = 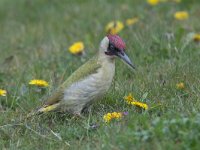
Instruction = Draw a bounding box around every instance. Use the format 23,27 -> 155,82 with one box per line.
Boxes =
27,103 -> 60,118
0,103 -> 60,131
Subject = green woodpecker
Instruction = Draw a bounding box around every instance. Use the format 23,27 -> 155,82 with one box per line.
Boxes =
35,35 -> 135,116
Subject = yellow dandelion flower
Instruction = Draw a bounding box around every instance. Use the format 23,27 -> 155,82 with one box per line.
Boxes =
126,17 -> 139,26
29,79 -> 49,87
103,113 -> 112,123
124,93 -> 135,104
147,0 -> 160,6
105,21 -> 124,35
124,93 -> 148,110
69,42 -> 84,55
114,112 -> 122,118
176,82 -> 185,90
193,34 -> 200,42
103,112 -> 122,123
174,11 -> 189,20
0,89 -> 7,96
131,101 -> 148,110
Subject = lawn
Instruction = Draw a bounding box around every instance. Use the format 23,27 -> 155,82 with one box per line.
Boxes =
0,0 -> 200,149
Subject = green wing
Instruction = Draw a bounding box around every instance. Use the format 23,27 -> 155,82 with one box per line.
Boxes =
44,55 -> 101,105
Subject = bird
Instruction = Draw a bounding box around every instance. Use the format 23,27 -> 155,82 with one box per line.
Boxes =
32,35 -> 135,117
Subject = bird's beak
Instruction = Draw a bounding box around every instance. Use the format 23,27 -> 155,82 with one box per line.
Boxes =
116,51 -> 135,70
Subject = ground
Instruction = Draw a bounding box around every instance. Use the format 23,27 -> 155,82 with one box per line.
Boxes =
0,0 -> 200,149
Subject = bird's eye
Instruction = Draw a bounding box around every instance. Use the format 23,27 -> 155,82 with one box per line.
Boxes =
109,43 -> 115,51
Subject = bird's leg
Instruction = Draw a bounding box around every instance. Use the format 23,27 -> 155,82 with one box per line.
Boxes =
72,112 -> 85,120
86,106 -> 93,116
81,106 -> 89,114
81,103 -> 93,114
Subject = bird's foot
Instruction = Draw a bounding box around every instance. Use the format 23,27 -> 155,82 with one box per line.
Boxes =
72,112 -> 85,120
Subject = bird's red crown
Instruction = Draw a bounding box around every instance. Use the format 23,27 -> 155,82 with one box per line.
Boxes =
107,34 -> 126,50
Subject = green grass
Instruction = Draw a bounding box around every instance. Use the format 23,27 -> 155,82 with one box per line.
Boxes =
0,0 -> 200,149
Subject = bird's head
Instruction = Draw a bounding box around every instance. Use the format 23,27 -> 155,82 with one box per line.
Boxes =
100,34 -> 135,70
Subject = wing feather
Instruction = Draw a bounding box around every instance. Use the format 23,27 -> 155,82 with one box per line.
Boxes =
44,55 -> 101,106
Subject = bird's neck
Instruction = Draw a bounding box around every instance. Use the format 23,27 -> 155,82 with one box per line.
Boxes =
97,49 -> 115,87
98,50 -> 115,82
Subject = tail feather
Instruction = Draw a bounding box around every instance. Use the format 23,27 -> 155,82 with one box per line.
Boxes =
0,103 -> 61,130
37,103 -> 60,113
27,103 -> 60,118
